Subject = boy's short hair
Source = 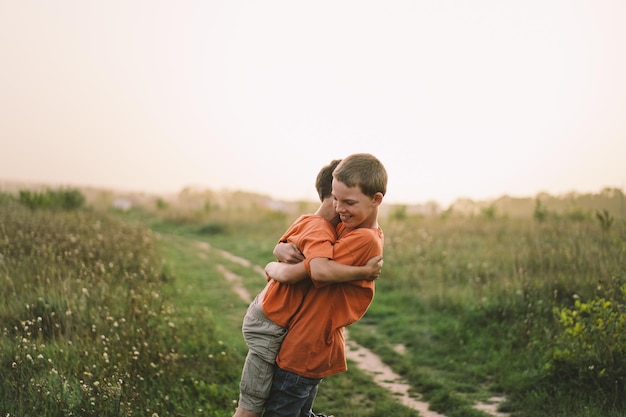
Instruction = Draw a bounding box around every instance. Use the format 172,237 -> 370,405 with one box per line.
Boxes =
333,153 -> 387,197
315,159 -> 342,201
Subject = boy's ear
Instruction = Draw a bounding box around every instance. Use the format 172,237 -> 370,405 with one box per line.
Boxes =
372,192 -> 384,205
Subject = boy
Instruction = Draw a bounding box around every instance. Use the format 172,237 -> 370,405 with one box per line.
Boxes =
233,159 -> 383,417
262,153 -> 387,417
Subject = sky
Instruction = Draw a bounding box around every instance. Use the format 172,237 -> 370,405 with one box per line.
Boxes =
1,1 -> 625,206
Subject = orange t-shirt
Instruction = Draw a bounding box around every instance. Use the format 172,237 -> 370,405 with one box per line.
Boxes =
275,223 -> 384,378
261,214 -> 336,328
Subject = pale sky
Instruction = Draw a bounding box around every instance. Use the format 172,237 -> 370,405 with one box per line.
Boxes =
1,1 -> 625,206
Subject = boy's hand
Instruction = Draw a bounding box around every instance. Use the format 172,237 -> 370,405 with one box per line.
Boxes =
364,255 -> 383,281
265,261 -> 280,281
273,242 -> 305,263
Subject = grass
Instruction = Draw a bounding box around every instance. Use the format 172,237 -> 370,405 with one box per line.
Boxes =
2,189 -> 626,417
162,206 -> 626,417
350,214 -> 626,417
0,200 -> 242,416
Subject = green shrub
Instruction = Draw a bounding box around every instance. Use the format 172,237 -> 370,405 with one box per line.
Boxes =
596,209 -> 614,232
533,200 -> 549,222
18,188 -> 85,210
156,198 -> 168,210
197,222 -> 227,235
546,287 -> 626,406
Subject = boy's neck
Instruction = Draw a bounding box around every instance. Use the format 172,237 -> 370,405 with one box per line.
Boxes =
354,212 -> 379,230
315,198 -> 340,226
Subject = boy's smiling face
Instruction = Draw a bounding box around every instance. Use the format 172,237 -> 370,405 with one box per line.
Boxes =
331,178 -> 381,229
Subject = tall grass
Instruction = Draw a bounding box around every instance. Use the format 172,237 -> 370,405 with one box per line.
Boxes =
146,198 -> 626,416
3,186 -> 625,417
0,198 -> 240,417
146,200 -> 626,416
359,212 -> 626,416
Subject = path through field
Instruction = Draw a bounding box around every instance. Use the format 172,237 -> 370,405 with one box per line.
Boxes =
197,241 -> 508,417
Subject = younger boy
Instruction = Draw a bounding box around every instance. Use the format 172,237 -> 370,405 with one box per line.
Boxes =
262,153 -> 387,417
233,159 -> 383,417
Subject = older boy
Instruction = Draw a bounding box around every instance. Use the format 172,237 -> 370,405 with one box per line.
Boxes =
233,159 -> 383,417
262,153 -> 387,417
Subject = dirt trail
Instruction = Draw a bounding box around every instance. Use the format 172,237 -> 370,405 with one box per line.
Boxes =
197,241 -> 508,417
344,333 -> 446,417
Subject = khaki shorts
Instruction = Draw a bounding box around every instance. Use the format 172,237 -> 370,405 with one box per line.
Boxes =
238,296 -> 288,413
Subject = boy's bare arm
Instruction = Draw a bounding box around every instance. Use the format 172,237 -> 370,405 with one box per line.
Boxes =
266,242 -> 308,284
273,241 -> 383,282
309,256 -> 383,283
265,261 -> 308,284
266,250 -> 383,284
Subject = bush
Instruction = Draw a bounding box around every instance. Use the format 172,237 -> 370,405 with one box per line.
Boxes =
18,188 -> 85,210
197,222 -> 227,235
546,287 -> 626,407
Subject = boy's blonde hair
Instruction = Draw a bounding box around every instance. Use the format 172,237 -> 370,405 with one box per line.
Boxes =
332,153 -> 387,197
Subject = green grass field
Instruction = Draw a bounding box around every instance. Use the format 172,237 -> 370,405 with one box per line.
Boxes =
1,189 -> 625,416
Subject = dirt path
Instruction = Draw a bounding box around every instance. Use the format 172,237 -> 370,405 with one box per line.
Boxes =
197,241 -> 508,417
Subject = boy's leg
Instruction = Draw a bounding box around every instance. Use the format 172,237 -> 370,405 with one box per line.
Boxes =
233,406 -> 261,417
237,298 -> 287,414
262,366 -> 322,417
300,383 -> 319,417
237,350 -> 276,413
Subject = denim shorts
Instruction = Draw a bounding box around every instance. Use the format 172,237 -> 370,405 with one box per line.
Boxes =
262,366 -> 323,417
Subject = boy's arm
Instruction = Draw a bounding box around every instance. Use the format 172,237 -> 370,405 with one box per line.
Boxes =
273,241 -> 305,263
266,255 -> 383,284
266,242 -> 308,284
265,261 -> 308,284
308,256 -> 383,283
